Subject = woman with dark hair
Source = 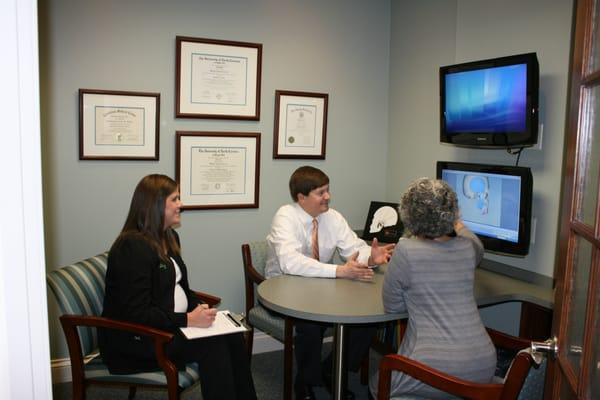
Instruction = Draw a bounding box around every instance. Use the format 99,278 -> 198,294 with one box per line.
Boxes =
370,178 -> 496,399
99,174 -> 256,400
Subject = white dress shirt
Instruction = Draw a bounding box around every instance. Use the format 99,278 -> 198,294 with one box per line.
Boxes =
265,203 -> 371,278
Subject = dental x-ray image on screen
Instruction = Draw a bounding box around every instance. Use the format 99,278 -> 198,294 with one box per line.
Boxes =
437,161 -> 533,256
462,175 -> 490,216
452,172 -> 517,242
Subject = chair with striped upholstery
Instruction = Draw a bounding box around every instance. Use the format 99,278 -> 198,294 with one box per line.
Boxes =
242,241 -> 294,400
47,252 -> 221,400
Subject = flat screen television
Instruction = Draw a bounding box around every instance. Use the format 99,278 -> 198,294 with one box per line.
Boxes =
436,161 -> 533,256
440,52 -> 539,148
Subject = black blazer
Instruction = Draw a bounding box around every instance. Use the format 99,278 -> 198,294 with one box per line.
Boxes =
99,231 -> 201,373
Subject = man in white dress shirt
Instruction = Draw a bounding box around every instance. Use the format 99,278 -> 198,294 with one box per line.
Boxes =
266,166 -> 394,400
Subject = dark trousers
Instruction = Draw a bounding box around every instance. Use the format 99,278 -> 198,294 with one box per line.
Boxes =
168,332 -> 257,400
294,320 -> 376,386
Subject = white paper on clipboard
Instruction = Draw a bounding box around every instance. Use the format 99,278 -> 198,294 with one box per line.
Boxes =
180,310 -> 247,339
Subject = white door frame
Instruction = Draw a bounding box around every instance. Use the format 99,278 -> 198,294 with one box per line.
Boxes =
0,0 -> 52,398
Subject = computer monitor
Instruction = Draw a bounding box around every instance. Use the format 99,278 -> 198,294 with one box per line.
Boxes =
440,52 -> 539,148
436,161 -> 533,256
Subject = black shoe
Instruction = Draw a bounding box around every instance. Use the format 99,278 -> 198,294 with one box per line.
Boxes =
322,362 -> 332,392
294,383 -> 316,400
321,369 -> 355,400
323,387 -> 355,400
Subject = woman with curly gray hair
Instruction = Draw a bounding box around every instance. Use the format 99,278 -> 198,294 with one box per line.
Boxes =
370,178 -> 497,399
399,178 -> 459,238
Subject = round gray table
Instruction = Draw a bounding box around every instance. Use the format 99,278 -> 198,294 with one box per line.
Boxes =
257,263 -> 553,400
257,265 -> 402,400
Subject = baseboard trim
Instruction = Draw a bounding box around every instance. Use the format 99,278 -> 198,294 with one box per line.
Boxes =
51,357 -> 72,384
252,331 -> 284,353
252,330 -> 332,354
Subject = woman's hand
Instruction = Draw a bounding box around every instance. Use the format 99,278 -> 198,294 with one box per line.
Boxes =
187,304 -> 217,328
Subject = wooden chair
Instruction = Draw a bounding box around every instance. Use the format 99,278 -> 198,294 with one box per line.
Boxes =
242,241 -> 294,400
242,241 -> 372,400
47,252 -> 221,400
377,328 -> 541,400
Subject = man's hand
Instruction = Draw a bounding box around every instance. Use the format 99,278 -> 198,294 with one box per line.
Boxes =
187,304 -> 217,328
336,252 -> 374,281
367,238 -> 395,266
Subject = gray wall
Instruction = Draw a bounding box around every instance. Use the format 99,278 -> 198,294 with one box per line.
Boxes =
39,0 -> 391,358
387,0 -> 573,278
41,0 -> 573,360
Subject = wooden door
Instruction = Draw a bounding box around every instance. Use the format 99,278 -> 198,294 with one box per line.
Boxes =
551,0 -> 600,398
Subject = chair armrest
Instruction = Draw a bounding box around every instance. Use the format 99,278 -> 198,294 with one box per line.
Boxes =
241,244 -> 266,316
377,354 -> 503,400
500,351 -> 535,399
59,314 -> 177,387
60,314 -> 174,340
245,265 -> 264,285
192,290 -> 221,307
487,327 -> 532,351
241,244 -> 265,286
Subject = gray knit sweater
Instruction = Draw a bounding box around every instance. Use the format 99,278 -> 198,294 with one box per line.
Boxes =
371,226 -> 496,399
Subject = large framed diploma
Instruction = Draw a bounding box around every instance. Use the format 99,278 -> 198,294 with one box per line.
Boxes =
79,89 -> 160,160
176,131 -> 261,210
273,90 -> 328,159
176,36 -> 262,120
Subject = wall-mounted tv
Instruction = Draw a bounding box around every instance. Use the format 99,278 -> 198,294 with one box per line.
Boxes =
440,52 -> 539,148
436,161 -> 533,256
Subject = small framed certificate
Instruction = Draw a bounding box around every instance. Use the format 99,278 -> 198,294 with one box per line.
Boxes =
273,90 -> 328,159
176,36 -> 262,120
176,131 -> 261,210
79,89 -> 160,160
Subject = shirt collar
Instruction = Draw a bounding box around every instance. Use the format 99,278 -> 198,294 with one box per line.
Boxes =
293,202 -> 320,227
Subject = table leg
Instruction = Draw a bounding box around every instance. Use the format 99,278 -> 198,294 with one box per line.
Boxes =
332,323 -> 347,400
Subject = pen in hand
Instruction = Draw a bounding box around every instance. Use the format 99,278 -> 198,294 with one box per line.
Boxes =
187,304 -> 217,328
225,312 -> 241,327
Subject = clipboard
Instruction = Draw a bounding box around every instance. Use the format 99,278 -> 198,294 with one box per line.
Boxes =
180,310 -> 248,340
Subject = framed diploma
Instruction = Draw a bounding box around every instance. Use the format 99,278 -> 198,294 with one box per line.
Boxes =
362,201 -> 403,243
176,36 -> 262,120
176,131 -> 261,210
273,90 -> 328,159
79,89 -> 160,160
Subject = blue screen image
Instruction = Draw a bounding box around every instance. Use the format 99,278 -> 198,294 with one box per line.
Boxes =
444,63 -> 527,133
441,169 -> 521,242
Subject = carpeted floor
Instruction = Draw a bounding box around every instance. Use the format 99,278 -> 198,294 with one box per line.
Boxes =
52,345 -> 381,400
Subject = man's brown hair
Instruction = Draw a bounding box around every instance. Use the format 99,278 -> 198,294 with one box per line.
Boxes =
289,166 -> 329,202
